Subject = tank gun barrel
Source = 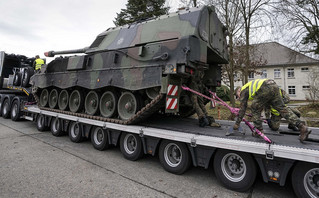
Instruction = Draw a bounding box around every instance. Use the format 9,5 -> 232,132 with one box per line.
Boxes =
44,47 -> 89,57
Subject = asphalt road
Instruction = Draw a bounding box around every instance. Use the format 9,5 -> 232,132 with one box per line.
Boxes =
0,117 -> 297,198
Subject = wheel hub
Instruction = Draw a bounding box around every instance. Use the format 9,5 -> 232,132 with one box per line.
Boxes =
125,102 -> 132,111
90,99 -> 97,107
105,101 -> 113,108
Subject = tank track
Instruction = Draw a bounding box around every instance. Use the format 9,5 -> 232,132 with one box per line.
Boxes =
33,92 -> 164,125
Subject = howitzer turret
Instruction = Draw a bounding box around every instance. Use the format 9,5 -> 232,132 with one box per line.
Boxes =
44,47 -> 89,57
30,6 -> 229,124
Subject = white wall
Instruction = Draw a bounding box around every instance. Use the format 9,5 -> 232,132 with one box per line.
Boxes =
232,65 -> 318,100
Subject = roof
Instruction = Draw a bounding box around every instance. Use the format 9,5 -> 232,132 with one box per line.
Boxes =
251,42 -> 319,66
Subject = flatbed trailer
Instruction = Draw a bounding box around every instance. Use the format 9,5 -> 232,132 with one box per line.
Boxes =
14,105 -> 319,198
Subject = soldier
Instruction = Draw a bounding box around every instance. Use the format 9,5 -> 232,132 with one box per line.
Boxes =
265,89 -> 301,131
189,71 -> 220,127
234,79 -> 311,142
33,55 -> 44,71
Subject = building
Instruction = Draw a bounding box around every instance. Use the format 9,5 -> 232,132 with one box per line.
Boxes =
234,42 -> 319,100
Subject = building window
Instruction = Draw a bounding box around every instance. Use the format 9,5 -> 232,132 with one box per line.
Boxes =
301,67 -> 309,72
288,68 -> 294,78
261,69 -> 267,78
288,86 -> 296,95
248,72 -> 254,79
274,69 -> 280,78
302,85 -> 310,89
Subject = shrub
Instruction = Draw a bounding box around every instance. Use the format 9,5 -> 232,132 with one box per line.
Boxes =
216,85 -> 230,101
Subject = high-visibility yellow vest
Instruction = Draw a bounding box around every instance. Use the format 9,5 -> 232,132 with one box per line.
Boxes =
241,79 -> 267,100
35,58 -> 44,70
270,89 -> 284,116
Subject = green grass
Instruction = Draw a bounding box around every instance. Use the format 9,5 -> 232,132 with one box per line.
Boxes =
197,102 -> 319,127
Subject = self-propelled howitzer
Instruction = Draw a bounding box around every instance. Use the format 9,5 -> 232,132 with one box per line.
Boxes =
30,6 -> 229,124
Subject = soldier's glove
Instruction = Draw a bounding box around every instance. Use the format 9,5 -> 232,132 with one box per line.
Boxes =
233,123 -> 240,130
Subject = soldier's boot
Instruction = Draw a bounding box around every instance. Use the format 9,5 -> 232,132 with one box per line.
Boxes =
210,122 -> 221,127
207,116 -> 221,127
299,124 -> 312,143
288,123 -> 299,131
199,116 -> 209,127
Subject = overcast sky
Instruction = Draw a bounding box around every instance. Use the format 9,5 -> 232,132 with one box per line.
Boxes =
0,0 -> 183,61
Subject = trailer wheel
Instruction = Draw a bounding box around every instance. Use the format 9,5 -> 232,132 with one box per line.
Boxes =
68,122 -> 83,143
2,98 -> 10,119
90,126 -> 109,151
36,114 -> 48,131
50,117 -> 63,136
11,100 -> 21,121
213,149 -> 256,192
120,133 -> 143,161
292,162 -> 319,198
159,140 -> 191,175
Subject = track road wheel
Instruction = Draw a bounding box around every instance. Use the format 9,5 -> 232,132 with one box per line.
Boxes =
58,90 -> 69,111
68,121 -> 83,143
49,89 -> 59,109
213,149 -> 256,192
11,100 -> 21,121
85,91 -> 99,115
118,92 -> 141,120
40,89 -> 49,107
50,117 -> 63,136
120,133 -> 143,161
2,98 -> 10,119
69,90 -> 84,113
36,114 -> 48,132
159,140 -> 191,175
100,91 -> 118,118
90,126 -> 109,151
292,162 -> 319,198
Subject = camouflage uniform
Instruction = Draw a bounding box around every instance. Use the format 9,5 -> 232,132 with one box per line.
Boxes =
236,79 -> 302,131
264,89 -> 301,131
189,73 -> 219,127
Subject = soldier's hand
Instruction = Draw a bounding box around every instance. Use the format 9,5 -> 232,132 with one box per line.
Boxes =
233,123 -> 240,130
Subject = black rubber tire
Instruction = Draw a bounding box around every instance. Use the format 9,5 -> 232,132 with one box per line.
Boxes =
90,126 -> 109,151
159,140 -> 191,175
2,98 -> 11,119
36,114 -> 47,132
13,72 -> 22,86
119,133 -> 143,161
10,100 -> 21,121
213,149 -> 257,192
50,117 -> 64,136
292,162 -> 319,198
22,68 -> 33,87
68,122 -> 83,143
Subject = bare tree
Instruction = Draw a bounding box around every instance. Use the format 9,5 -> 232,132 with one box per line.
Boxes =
208,0 -> 243,106
275,0 -> 319,56
179,0 -> 203,7
307,69 -> 319,103
238,0 -> 271,84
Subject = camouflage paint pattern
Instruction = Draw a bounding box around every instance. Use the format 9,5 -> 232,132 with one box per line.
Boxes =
30,6 -> 228,114
237,81 -> 302,130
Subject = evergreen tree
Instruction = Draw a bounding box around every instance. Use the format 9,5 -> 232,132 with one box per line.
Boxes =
114,0 -> 169,26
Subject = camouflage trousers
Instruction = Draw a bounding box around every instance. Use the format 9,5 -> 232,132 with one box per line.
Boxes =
268,107 -> 301,131
191,93 -> 207,119
251,82 -> 301,130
